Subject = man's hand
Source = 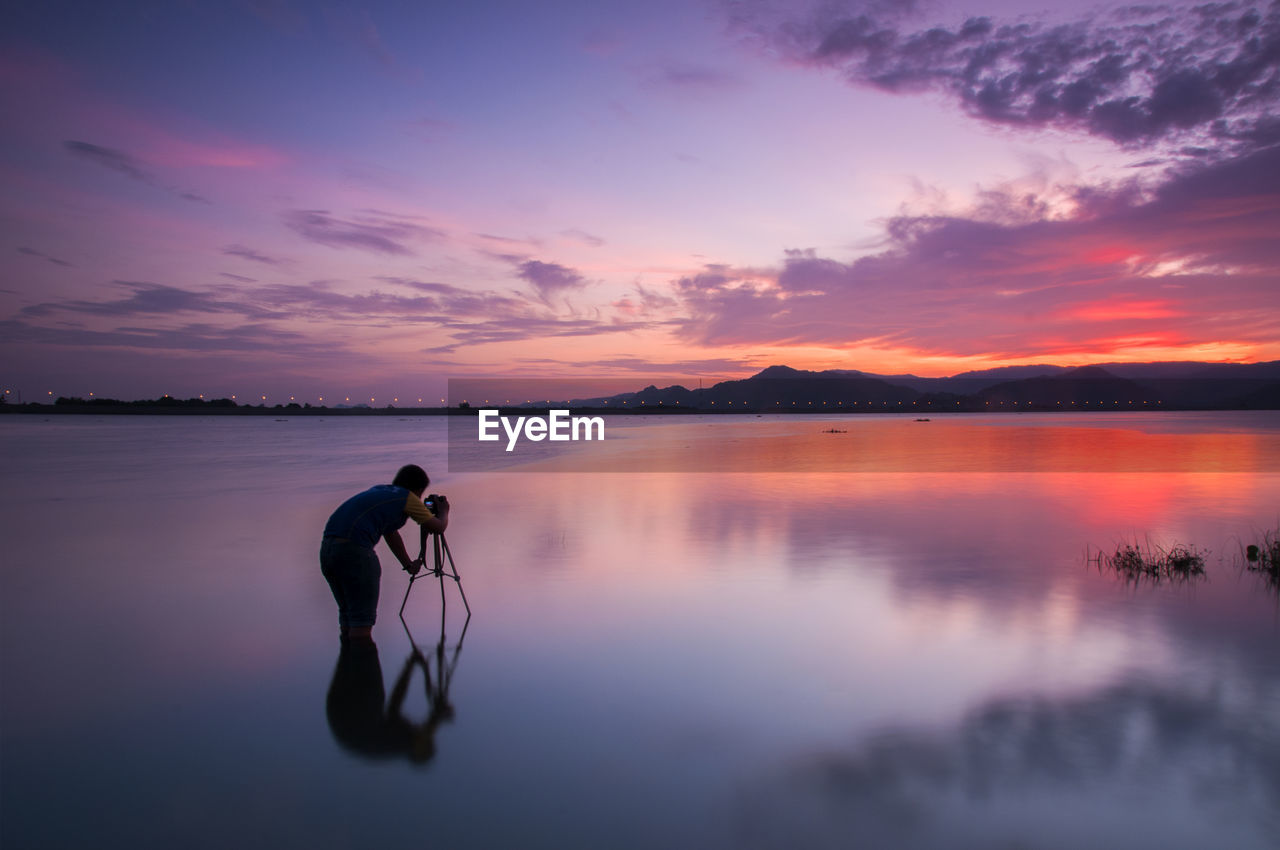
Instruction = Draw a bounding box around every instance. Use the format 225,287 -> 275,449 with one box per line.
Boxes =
405,556 -> 425,577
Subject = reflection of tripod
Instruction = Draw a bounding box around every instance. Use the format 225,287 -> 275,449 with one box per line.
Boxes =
399,531 -> 471,618
395,590 -> 469,765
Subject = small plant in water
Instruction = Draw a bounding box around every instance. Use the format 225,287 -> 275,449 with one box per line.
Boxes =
1242,528 -> 1280,586
1164,545 -> 1206,578
1092,537 -> 1206,583
1111,544 -> 1150,575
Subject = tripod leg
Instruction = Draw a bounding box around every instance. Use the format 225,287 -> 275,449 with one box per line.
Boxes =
439,535 -> 471,616
436,534 -> 447,615
399,574 -> 414,618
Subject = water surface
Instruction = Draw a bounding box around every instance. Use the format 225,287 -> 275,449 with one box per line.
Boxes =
2,412 -> 1278,849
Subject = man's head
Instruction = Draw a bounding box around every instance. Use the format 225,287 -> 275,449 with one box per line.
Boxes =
392,464 -> 429,496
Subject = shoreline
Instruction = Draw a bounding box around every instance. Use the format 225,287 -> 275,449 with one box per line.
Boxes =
2,401 -> 1274,416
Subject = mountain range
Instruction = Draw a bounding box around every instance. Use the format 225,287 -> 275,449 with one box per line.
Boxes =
565,362 -> 1280,412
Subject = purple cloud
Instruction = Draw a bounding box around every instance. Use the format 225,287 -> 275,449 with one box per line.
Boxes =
614,284 -> 678,317
63,140 -> 212,203
282,209 -> 444,255
423,317 -> 648,354
377,278 -> 531,319
0,319 -> 332,355
63,140 -> 149,180
222,244 -> 283,265
516,259 -> 587,302
17,247 -> 74,267
648,64 -> 746,93
738,1 -> 1280,154
9,272 -> 656,363
20,281 -> 283,320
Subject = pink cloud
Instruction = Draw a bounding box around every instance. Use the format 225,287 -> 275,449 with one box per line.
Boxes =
671,144 -> 1280,365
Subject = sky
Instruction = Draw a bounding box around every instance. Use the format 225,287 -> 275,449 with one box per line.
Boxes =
1,0 -> 1278,403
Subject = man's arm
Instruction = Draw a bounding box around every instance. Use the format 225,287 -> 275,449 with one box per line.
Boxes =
383,528 -> 417,572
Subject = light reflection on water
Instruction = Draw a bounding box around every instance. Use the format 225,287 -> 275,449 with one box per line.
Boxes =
1,413 -> 1278,849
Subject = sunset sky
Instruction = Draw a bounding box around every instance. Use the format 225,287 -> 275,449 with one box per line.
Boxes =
2,0 -> 1278,402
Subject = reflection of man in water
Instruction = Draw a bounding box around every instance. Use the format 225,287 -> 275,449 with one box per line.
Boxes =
320,464 -> 449,639
325,639 -> 455,764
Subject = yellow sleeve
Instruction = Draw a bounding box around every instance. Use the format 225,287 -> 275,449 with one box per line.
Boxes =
404,492 -> 436,525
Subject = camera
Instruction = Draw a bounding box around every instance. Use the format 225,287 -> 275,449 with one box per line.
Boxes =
425,493 -> 449,510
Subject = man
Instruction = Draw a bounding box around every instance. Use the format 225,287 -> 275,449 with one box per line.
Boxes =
321,464 -> 449,639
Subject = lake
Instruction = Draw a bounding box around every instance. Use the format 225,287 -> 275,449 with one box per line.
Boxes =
1,412 -> 1278,849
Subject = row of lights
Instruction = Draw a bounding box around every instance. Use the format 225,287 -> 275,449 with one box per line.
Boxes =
7,389 -> 1163,408
5,389 -> 451,406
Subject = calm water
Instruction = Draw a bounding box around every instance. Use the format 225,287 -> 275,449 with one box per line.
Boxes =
2,412 -> 1278,849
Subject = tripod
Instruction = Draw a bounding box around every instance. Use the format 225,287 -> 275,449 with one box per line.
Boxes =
399,531 -> 471,618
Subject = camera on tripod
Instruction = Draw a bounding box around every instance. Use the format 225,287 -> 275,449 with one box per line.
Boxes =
425,494 -> 449,511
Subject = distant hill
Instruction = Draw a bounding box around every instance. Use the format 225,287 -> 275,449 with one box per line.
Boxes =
568,365 -> 920,411
565,361 -> 1280,412
975,366 -> 1158,408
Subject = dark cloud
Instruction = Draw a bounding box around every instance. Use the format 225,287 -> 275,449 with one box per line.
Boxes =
737,1 -> 1280,154
282,209 -> 443,255
423,316 -> 646,353
671,144 -> 1280,360
218,272 -> 257,283
17,247 -> 73,267
63,140 -> 211,202
0,318 -> 330,355
63,140 -> 149,180
9,271 -> 650,359
249,280 -> 466,321
376,278 -> 531,319
648,63 -> 746,92
20,281 -> 283,320
222,244 -> 283,265
516,259 -> 587,302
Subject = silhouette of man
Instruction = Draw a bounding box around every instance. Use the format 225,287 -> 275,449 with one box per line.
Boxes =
320,464 -> 449,639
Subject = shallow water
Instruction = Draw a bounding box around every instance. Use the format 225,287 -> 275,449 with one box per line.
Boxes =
2,412 -> 1278,849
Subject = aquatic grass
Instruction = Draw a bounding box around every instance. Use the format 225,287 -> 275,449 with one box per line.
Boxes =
1090,537 -> 1207,583
1241,527 -> 1280,588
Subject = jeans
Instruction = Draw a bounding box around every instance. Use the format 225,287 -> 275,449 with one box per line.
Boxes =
320,537 -> 381,629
